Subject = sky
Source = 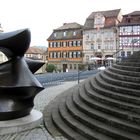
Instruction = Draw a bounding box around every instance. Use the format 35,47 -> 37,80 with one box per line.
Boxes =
0,0 -> 140,47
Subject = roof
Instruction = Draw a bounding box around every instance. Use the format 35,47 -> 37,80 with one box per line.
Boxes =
87,9 -> 121,19
84,9 -> 121,29
47,22 -> 83,41
26,47 -> 45,54
124,11 -> 140,16
55,22 -> 83,31
118,11 -> 140,26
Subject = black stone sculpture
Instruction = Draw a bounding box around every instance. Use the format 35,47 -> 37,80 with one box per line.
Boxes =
0,29 -> 44,120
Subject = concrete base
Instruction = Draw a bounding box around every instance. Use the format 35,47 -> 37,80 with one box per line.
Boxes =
0,109 -> 43,135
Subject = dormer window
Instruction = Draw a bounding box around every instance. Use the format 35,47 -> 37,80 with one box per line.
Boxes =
54,33 -> 56,37
63,31 -> 67,37
73,31 -> 76,36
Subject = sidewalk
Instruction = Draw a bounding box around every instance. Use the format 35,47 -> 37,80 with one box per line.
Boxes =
0,81 -> 79,140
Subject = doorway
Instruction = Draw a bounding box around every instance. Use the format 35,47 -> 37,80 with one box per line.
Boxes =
63,64 -> 67,72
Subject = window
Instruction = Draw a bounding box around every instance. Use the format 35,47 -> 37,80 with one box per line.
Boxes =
69,52 -> 72,58
63,52 -> 67,58
86,55 -> 89,61
53,42 -> 56,47
49,42 -> 53,47
91,43 -> 94,50
127,51 -> 131,57
69,41 -> 73,47
121,51 -> 125,57
77,41 -> 81,46
63,42 -> 66,47
73,52 -> 76,58
73,41 -> 76,46
77,52 -> 81,58
57,42 -> 60,47
98,44 -> 101,49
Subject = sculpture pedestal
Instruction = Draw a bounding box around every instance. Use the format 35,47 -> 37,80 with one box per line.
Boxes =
0,109 -> 43,135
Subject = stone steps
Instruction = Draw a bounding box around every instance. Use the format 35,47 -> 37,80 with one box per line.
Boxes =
52,106 -> 88,140
104,68 -> 140,83
44,88 -> 88,140
44,51 -> 140,140
78,81 -> 140,124
100,71 -> 140,90
89,76 -> 140,105
118,62 -> 140,67
109,66 -> 140,77
113,64 -> 140,72
69,85 -> 140,138
59,90 -> 113,140
95,74 -> 140,97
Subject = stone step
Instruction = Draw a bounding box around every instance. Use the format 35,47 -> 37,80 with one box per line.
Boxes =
95,75 -> 140,113
52,106 -> 89,140
123,57 -> 140,62
61,99 -> 134,139
100,71 -> 140,90
119,62 -> 140,67
89,76 -> 140,105
109,66 -> 140,77
113,64 -> 140,72
66,87 -> 140,138
95,74 -> 140,97
43,99 -> 62,137
43,88 -> 87,140
49,90 -> 89,140
76,81 -> 140,124
59,93 -> 114,140
104,68 -> 140,83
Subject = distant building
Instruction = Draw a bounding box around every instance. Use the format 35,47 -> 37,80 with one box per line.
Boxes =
0,52 -> 8,63
118,11 -> 140,59
47,22 -> 83,72
25,46 -> 47,73
0,23 -> 7,63
0,23 -> 3,32
83,9 -> 122,65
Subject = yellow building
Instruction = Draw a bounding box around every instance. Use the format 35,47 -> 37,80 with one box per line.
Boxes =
47,22 -> 83,72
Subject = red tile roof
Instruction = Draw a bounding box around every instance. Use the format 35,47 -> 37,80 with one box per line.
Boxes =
26,47 -> 45,54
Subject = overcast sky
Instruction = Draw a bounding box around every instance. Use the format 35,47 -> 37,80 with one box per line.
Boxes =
0,0 -> 140,47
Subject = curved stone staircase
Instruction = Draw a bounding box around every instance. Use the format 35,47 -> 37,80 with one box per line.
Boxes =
43,51 -> 140,140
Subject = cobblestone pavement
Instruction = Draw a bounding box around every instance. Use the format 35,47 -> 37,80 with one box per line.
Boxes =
0,81 -> 79,140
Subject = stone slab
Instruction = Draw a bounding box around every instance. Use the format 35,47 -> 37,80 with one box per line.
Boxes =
0,109 -> 43,135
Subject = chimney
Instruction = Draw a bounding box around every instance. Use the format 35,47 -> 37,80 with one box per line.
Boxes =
63,23 -> 67,25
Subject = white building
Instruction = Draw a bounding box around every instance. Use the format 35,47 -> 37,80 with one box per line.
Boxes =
83,9 -> 122,66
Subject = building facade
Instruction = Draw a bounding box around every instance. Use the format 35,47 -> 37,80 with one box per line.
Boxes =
83,9 -> 122,66
47,22 -> 83,72
118,11 -> 140,58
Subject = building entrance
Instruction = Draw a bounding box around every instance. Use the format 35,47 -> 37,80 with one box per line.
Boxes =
63,64 -> 67,72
